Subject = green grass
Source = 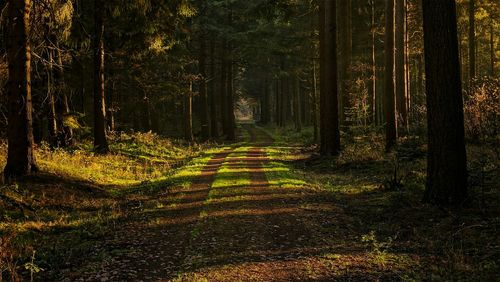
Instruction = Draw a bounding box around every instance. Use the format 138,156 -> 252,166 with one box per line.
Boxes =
0,133 -> 231,280
0,132 -> 210,187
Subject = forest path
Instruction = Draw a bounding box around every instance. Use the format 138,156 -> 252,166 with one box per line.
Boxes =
77,124 -> 364,282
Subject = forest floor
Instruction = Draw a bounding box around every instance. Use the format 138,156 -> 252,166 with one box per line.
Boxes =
1,124 -> 499,281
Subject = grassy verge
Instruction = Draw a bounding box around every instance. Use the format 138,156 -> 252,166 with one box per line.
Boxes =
262,125 -> 500,281
0,133 -> 227,280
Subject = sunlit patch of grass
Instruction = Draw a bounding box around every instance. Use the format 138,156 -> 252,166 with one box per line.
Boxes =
263,159 -> 308,189
0,134 -> 212,187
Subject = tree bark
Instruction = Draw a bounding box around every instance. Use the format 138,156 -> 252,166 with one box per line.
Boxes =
93,0 -> 109,154
55,47 -> 73,146
422,0 -> 468,206
384,0 -> 397,150
322,0 -> 341,156
199,36 -> 210,140
294,75 -> 302,132
4,0 -> 38,180
337,0 -> 351,125
491,23 -> 495,76
184,82 -> 194,142
468,0 -> 476,83
395,0 -> 408,132
209,40 -> 219,138
220,41 -> 229,135
47,50 -> 58,145
370,0 -> 377,125
319,0 -> 326,152
226,49 -> 236,141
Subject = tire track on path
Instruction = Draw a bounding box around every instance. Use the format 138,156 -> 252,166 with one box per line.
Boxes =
78,148 -> 235,281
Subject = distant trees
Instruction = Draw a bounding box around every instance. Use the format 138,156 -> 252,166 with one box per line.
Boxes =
422,0 -> 468,206
3,0 -> 38,180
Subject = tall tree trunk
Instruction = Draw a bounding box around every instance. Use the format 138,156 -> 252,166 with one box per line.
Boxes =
209,40 -> 219,138
4,0 -> 38,180
226,49 -> 236,141
422,0 -> 468,206
313,59 -> 319,142
319,0 -> 327,152
55,47 -> 73,146
184,83 -> 194,142
199,36 -> 210,140
491,23 -> 495,76
468,0 -> 476,84
93,0 -> 109,154
370,0 -> 377,125
261,78 -> 270,124
322,0 -> 341,156
404,0 -> 411,127
294,75 -> 302,132
47,50 -> 58,145
384,0 -> 397,150
337,0 -> 351,125
395,0 -> 408,132
220,41 -> 228,135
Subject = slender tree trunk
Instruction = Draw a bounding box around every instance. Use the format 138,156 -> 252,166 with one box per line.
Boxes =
384,0 -> 397,150
313,59 -> 319,142
55,47 -> 73,146
337,0 -> 351,125
220,41 -> 228,135
226,46 -> 236,141
184,83 -> 194,142
468,0 -> 476,84
370,0 -> 377,125
422,0 -> 468,206
404,0 -> 411,127
261,77 -> 270,124
209,40 -> 219,138
395,0 -> 408,132
47,50 -> 58,145
93,0 -> 109,154
4,0 -> 38,180
294,76 -> 302,132
319,0 -> 327,152
491,24 -> 495,76
322,0 -> 341,156
199,36 -> 210,140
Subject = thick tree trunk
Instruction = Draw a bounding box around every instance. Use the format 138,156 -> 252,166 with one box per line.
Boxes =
422,0 -> 468,206
4,0 -> 38,180
322,0 -> 341,156
395,0 -> 408,132
93,0 -> 109,154
199,36 -> 210,140
384,0 -> 397,150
